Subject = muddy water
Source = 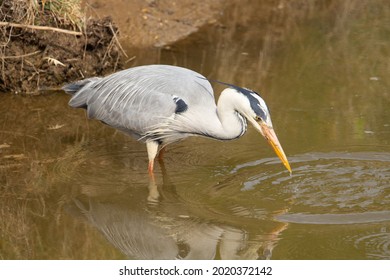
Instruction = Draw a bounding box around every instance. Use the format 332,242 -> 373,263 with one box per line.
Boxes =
1,1 -> 390,259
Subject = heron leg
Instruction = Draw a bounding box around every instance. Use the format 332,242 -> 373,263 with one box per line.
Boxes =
146,141 -> 159,176
148,160 -> 154,175
158,146 -> 167,160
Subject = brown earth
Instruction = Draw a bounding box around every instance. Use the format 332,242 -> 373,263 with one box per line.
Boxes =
0,0 -> 328,94
0,0 -> 123,94
0,0 -> 226,94
86,0 -> 224,49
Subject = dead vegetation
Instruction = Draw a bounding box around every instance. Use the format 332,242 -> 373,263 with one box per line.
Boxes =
0,0 -> 125,94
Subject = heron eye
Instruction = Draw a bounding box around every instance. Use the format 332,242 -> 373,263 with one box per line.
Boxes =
255,116 -> 261,121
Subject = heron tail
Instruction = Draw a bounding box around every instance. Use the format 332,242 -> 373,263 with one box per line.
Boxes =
62,77 -> 101,109
62,77 -> 100,95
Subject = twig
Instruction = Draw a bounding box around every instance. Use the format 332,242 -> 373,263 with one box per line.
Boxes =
108,23 -> 128,58
125,56 -> 136,64
1,50 -> 41,60
0,21 -> 82,36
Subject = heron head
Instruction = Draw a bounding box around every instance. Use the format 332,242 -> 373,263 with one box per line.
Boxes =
232,86 -> 292,174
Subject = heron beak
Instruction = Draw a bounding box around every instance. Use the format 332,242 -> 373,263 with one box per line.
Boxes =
259,123 -> 292,174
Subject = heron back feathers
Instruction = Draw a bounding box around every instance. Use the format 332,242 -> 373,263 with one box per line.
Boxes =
63,65 -> 216,142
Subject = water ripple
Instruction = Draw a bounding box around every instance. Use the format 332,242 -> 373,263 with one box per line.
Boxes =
235,151 -> 390,213
277,211 -> 390,225
351,228 -> 390,259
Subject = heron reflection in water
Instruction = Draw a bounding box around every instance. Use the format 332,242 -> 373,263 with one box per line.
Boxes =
63,64 -> 291,175
71,178 -> 289,260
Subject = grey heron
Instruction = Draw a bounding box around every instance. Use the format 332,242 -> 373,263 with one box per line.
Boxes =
63,64 -> 291,175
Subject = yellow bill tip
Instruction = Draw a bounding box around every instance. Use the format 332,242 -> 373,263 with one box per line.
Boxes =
260,124 -> 292,174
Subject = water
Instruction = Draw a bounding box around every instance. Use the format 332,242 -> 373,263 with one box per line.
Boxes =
1,1 -> 390,259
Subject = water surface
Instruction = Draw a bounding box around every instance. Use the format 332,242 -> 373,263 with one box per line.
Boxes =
1,1 -> 389,259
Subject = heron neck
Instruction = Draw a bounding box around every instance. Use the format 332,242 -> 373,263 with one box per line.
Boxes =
213,89 -> 247,140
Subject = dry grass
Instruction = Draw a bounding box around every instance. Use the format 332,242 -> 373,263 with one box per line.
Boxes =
0,0 -> 84,30
39,0 -> 84,31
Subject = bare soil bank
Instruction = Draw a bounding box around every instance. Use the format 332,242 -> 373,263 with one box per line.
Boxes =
0,0 -> 123,94
1,0 -> 330,94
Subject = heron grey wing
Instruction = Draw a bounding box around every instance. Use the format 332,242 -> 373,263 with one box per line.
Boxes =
87,82 -> 177,137
68,65 -> 217,139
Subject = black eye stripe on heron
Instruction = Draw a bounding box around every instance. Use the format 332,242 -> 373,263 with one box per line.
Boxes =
204,78 -> 268,121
